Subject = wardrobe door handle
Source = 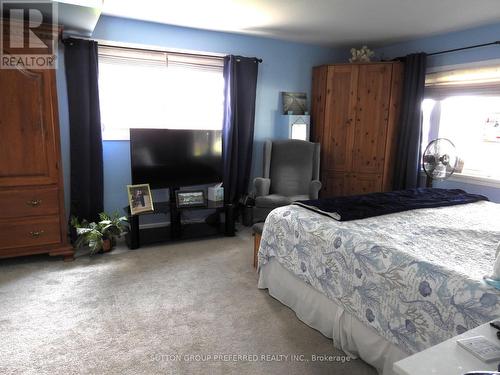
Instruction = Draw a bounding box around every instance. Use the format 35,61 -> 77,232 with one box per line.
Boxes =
26,199 -> 42,207
29,230 -> 44,238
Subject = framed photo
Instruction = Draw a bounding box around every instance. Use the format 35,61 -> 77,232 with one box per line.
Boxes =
127,184 -> 154,215
175,190 -> 206,208
282,92 -> 307,115
482,112 -> 500,143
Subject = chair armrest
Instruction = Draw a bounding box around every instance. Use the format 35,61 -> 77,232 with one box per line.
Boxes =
254,177 -> 271,197
309,180 -> 322,199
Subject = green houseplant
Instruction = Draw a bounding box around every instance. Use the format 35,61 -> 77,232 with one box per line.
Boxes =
71,212 -> 128,255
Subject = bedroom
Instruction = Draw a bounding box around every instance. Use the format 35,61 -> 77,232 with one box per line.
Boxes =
1,1 -> 500,374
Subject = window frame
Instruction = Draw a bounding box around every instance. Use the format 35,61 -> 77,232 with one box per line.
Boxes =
97,43 -> 225,141
422,61 -> 500,184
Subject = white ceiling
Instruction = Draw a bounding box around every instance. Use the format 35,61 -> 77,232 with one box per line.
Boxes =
101,0 -> 500,47
1,1 -> 103,37
57,1 -> 102,36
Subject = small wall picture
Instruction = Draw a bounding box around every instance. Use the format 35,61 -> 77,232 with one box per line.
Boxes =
282,92 -> 307,115
127,184 -> 154,215
482,113 -> 500,142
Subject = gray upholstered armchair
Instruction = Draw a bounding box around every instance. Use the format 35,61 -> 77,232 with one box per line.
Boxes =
252,139 -> 321,222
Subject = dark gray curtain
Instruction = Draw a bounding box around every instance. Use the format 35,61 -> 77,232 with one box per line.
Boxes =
222,55 -> 259,204
393,53 -> 427,190
63,39 -> 103,222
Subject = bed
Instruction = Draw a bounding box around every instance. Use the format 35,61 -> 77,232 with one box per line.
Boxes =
257,193 -> 500,374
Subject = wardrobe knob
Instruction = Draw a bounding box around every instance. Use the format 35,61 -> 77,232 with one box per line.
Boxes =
29,230 -> 44,238
26,199 -> 42,207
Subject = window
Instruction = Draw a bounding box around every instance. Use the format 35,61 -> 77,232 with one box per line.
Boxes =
98,45 -> 224,140
422,65 -> 500,181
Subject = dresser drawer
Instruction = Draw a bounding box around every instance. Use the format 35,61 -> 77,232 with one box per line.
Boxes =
0,187 -> 59,219
0,216 -> 61,250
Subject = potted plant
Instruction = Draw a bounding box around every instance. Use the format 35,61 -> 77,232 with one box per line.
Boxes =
71,212 -> 128,255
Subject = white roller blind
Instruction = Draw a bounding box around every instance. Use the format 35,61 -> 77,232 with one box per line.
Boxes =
167,53 -> 224,72
425,64 -> 500,98
98,45 -> 166,67
98,45 -> 224,70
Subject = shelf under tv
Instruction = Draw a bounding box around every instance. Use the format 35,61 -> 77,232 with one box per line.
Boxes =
124,200 -> 235,249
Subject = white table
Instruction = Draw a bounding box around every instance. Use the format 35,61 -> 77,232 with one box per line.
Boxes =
394,322 -> 500,375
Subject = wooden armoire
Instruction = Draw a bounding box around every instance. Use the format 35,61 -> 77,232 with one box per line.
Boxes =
0,21 -> 73,260
311,62 -> 403,197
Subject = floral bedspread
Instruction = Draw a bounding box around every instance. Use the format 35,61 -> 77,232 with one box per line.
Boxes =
258,201 -> 500,354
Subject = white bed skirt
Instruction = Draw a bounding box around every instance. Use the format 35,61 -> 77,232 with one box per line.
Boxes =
258,259 -> 407,375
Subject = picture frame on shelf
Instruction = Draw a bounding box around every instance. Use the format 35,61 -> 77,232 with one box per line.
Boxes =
175,190 -> 206,208
127,184 -> 154,215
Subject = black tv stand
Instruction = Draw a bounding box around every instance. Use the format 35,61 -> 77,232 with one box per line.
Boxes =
169,187 -> 182,240
125,193 -> 235,249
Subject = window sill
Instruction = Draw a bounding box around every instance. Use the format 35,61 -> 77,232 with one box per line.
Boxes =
447,173 -> 500,188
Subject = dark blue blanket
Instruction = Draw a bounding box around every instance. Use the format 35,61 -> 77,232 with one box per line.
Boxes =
293,188 -> 489,221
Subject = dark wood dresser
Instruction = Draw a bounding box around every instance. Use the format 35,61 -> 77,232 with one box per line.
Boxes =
0,24 -> 73,260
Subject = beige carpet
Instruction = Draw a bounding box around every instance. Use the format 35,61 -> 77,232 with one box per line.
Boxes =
0,227 -> 375,375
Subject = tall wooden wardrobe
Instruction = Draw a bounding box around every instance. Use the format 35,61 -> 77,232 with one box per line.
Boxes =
311,62 -> 403,197
0,21 -> 73,260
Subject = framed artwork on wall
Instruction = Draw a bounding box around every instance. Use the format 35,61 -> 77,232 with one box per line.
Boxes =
282,92 -> 307,115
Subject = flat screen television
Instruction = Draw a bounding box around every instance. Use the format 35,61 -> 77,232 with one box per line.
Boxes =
130,128 -> 223,188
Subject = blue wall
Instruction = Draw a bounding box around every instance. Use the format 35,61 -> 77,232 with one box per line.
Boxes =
376,21 -> 500,203
57,15 -> 343,214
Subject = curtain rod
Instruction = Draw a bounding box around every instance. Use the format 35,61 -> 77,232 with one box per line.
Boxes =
62,36 -> 263,63
428,40 -> 500,56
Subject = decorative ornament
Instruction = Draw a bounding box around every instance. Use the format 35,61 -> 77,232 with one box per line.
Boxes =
349,45 -> 375,63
